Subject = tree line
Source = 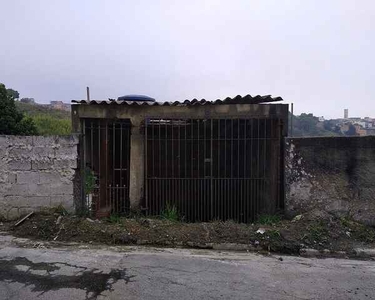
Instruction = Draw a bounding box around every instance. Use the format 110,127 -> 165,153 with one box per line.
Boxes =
0,83 -> 71,136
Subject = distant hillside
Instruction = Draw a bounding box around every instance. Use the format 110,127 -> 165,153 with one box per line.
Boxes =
15,101 -> 72,135
289,113 -> 341,137
15,101 -> 70,119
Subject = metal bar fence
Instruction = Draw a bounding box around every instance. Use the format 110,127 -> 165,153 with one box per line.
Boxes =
82,119 -> 131,217
145,117 -> 282,223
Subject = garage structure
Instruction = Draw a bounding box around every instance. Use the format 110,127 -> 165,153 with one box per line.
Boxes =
72,95 -> 288,222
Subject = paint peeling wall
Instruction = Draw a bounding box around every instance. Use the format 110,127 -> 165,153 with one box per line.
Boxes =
285,137 -> 375,226
0,135 -> 79,220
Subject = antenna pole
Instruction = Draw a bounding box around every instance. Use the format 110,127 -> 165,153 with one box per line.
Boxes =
290,103 -> 294,137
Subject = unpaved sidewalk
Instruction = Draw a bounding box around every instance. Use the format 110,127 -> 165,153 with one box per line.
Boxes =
3,208 -> 375,256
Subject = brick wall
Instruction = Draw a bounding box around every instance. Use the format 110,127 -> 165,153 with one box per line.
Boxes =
0,135 -> 79,220
285,136 -> 375,226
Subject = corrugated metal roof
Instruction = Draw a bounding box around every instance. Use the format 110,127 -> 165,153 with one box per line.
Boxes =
71,94 -> 283,106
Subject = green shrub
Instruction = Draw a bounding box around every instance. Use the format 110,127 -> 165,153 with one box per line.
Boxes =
0,83 -> 38,135
31,115 -> 71,135
84,168 -> 96,194
257,214 -> 281,225
307,221 -> 328,242
108,214 -> 122,224
161,203 -> 179,221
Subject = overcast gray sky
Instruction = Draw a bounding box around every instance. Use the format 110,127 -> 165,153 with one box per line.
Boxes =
1,0 -> 374,118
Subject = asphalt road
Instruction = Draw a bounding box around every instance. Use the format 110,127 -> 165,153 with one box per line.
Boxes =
0,233 -> 375,300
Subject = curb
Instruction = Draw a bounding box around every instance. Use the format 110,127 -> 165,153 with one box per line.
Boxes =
212,243 -> 257,251
299,248 -> 348,259
137,240 -> 375,259
354,248 -> 375,258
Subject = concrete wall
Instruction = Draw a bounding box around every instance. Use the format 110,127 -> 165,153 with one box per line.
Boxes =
72,103 -> 289,209
0,135 -> 79,220
285,137 -> 375,226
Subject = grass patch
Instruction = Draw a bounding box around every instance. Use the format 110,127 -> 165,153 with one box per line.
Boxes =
340,216 -> 351,227
257,214 -> 281,225
42,205 -> 68,216
306,221 -> 328,243
161,203 -> 179,222
267,229 -> 281,240
353,224 -> 375,243
107,214 -> 122,224
340,217 -> 375,243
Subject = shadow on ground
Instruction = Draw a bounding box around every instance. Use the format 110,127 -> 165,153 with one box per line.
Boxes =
0,257 -> 134,299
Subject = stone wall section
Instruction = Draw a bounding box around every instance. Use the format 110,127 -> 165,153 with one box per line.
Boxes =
285,136 -> 375,226
0,135 -> 79,220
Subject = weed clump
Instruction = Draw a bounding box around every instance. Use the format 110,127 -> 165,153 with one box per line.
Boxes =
257,214 -> 281,225
161,203 -> 179,222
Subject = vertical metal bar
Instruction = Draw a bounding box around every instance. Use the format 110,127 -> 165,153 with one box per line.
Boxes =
224,119 -> 227,220
280,119 -> 283,210
152,121 -> 155,179
120,123 -> 123,211
251,119 -> 254,221
113,123 -> 115,187
169,120 -> 175,216
178,120 -> 186,219
109,184 -> 112,214
151,124 -> 154,215
171,120 -> 174,178
216,120 -> 219,220
204,120 -> 206,221
127,126 -> 131,212
90,122 -> 94,167
238,118 -> 240,222
98,121 -> 101,216
145,119 -> 148,213
197,119 -> 204,221
199,120 -> 202,221
82,120 -> 87,214
251,180 -> 254,222
264,118 -> 267,213
257,118 -> 260,219
185,119 -> 187,220
165,122 -> 168,211
220,178 -> 223,220
231,119 -> 233,179
244,119 -> 247,222
228,177 -> 231,220
90,122 -> 95,213
165,121 -> 168,180
191,119 -> 194,178
230,119 -> 233,220
192,120 -> 195,220
290,103 -> 294,137
86,86 -> 90,101
159,121 -> 162,214
116,184 -> 119,214
224,119 -> 227,179
197,120 -> 200,221
124,184 -> 126,214
195,177 -> 198,221
105,122 -> 108,210
218,119 -> 220,179
197,120 -> 200,178
210,119 -> 213,220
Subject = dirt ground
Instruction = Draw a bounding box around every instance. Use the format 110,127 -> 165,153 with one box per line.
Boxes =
4,208 -> 375,255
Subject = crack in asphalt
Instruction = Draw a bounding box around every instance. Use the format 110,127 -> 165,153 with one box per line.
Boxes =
0,257 -> 135,299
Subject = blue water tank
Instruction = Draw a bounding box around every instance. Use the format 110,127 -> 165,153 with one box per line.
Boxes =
117,94 -> 155,102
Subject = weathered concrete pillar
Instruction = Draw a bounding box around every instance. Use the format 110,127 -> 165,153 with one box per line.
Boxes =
129,121 -> 144,210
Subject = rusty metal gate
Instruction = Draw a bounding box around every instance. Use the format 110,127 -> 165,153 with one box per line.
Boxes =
144,117 -> 283,222
82,119 -> 131,217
